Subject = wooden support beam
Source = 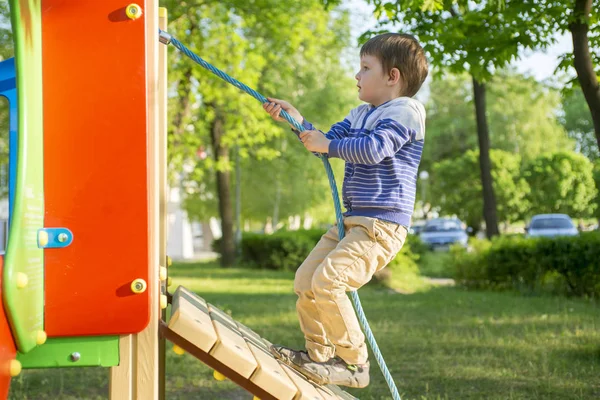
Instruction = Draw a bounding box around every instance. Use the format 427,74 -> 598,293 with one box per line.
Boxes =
110,1 -> 160,398
158,7 -> 169,400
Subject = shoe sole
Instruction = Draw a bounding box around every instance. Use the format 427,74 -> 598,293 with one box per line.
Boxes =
335,380 -> 370,389
269,345 -> 328,386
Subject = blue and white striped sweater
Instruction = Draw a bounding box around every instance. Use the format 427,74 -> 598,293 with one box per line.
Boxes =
303,97 -> 426,227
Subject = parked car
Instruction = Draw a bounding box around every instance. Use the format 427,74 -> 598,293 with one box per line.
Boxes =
419,217 -> 469,250
408,220 -> 426,236
525,214 -> 579,238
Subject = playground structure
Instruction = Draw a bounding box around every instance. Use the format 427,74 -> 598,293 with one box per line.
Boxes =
0,1 -> 359,399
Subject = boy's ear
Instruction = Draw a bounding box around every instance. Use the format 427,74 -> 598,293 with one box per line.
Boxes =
388,68 -> 401,85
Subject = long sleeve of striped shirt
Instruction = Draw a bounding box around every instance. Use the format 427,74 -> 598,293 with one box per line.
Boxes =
296,116 -> 352,140
328,118 -> 415,165
292,116 -> 352,156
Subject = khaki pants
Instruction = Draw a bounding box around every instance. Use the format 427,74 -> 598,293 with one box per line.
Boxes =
294,216 -> 407,365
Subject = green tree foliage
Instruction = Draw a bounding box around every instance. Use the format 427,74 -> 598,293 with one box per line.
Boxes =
419,72 -> 477,174
430,149 -> 529,229
177,2 -> 354,209
486,71 -> 573,160
164,1 -> 357,263
422,71 -> 572,172
354,1 -> 556,80
560,89 -> 599,160
523,151 -> 597,218
238,143 -> 346,227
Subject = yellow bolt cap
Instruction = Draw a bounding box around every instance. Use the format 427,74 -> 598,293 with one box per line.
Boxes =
160,294 -> 168,310
172,345 -> 185,355
37,330 -> 47,345
16,273 -> 28,289
38,230 -> 48,247
167,277 -> 172,287
213,370 -> 226,381
166,256 -> 172,267
131,279 -> 147,294
253,397 -> 261,400
159,267 -> 167,281
9,359 -> 21,377
126,4 -> 143,20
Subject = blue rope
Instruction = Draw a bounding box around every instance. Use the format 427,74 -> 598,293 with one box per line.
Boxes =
160,29 -> 402,400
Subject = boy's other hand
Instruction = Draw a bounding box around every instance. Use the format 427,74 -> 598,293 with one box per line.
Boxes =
299,130 -> 330,154
263,97 -> 303,126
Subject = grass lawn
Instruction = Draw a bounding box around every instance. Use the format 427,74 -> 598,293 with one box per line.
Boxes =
9,261 -> 600,400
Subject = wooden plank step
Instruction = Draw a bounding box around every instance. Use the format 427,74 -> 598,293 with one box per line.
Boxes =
163,286 -> 358,400
232,321 -> 297,399
207,304 -> 258,379
247,341 -> 297,400
167,286 -> 217,353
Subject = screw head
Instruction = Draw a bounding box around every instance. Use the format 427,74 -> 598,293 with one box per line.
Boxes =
58,233 -> 68,243
125,3 -> 143,20
131,279 -> 147,294
70,352 -> 81,362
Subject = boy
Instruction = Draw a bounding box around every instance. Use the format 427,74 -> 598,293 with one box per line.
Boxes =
262,33 -> 428,388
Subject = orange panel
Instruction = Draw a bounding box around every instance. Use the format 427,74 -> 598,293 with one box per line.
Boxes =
0,256 -> 16,398
42,0 -> 150,336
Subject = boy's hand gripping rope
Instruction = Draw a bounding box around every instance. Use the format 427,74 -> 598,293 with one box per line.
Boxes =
159,29 -> 402,400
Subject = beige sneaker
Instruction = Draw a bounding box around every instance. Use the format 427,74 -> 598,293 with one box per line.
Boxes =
319,357 -> 370,388
270,344 -> 329,384
270,345 -> 370,388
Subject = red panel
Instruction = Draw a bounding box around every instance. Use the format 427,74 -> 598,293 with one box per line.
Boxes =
0,256 -> 16,398
42,0 -> 150,336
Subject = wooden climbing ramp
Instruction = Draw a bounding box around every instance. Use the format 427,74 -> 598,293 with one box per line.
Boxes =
161,286 -> 359,400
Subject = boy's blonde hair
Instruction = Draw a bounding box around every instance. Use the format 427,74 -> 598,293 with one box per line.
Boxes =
360,33 -> 428,97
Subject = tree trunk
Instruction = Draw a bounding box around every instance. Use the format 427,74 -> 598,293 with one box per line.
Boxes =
210,112 -> 235,267
472,77 -> 500,238
570,0 -> 600,152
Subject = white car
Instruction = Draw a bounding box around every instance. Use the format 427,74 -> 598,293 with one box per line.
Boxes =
419,217 -> 470,250
525,214 -> 579,238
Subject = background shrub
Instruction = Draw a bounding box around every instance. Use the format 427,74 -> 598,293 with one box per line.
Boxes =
214,228 -> 422,280
451,232 -> 600,298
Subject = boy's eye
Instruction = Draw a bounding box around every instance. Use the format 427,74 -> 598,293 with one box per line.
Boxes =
362,66 -> 368,71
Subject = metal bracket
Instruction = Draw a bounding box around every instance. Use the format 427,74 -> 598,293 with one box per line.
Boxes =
37,228 -> 73,249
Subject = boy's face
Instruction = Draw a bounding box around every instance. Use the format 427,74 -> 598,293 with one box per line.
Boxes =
355,55 -> 399,107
